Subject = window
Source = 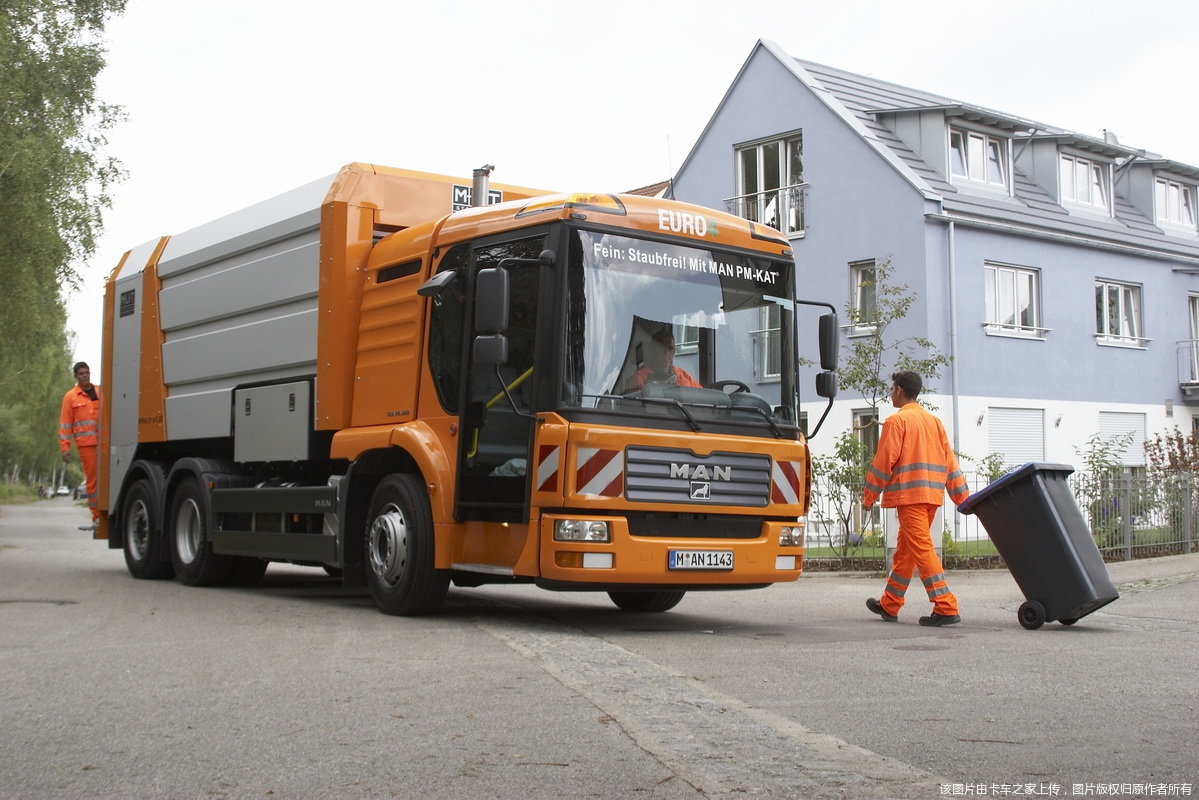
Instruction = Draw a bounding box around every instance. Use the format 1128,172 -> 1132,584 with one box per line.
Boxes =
1094,279 -> 1147,346
849,260 -> 877,333
949,128 -> 1008,188
1099,411 -> 1147,466
1155,177 -> 1197,229
731,133 -> 804,234
1186,295 -> 1199,385
754,304 -> 782,380
987,407 -> 1045,468
1060,154 -> 1110,211
984,263 -> 1044,337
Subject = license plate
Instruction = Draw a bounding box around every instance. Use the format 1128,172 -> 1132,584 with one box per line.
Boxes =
668,550 -> 734,570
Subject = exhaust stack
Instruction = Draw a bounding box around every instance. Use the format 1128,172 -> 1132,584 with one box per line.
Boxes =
472,164 -> 495,207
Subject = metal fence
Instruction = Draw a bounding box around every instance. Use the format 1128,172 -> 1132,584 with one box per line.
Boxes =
804,469 -> 1198,570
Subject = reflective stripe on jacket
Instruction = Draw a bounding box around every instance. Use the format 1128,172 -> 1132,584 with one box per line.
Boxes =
862,402 -> 968,508
59,384 -> 101,452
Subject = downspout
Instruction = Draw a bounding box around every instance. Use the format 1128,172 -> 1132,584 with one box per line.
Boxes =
947,217 -> 960,455
947,217 -> 961,537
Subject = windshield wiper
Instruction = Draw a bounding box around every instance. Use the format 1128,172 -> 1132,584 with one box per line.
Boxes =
729,404 -> 784,438
590,394 -> 702,432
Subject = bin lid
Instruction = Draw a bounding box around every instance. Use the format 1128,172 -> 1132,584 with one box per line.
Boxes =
958,462 -> 1075,515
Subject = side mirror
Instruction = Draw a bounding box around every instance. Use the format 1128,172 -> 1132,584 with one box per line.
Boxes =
816,371 -> 838,399
818,312 -> 839,371
473,334 -> 509,367
474,268 -> 509,334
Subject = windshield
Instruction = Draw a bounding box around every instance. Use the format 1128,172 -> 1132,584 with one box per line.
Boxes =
563,229 -> 798,435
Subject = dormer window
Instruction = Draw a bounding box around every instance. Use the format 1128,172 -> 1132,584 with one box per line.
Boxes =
1060,154 -> 1110,212
1155,177 -> 1197,230
949,128 -> 1008,189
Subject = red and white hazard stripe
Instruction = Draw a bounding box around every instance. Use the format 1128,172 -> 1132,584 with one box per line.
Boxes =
771,460 -> 802,505
536,444 -> 560,492
576,447 -> 624,497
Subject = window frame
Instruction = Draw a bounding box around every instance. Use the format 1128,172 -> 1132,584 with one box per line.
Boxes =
1094,278 -> 1149,348
1154,176 -> 1198,231
1059,153 -> 1112,214
847,259 -> 878,336
730,131 -> 805,235
983,262 -> 1048,339
948,126 -> 1010,191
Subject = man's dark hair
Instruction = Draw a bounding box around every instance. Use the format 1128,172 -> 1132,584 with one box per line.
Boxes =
72,361 -> 89,375
892,371 -> 922,400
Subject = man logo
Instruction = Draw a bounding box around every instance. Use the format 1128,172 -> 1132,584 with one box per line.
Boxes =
690,482 -> 711,500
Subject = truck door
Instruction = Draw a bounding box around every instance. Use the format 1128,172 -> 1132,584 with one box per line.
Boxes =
457,235 -> 548,522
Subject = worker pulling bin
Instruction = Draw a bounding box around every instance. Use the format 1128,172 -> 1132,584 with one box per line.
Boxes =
958,463 -> 1119,630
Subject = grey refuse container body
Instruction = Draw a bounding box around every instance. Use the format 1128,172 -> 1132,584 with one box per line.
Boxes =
958,463 -> 1118,629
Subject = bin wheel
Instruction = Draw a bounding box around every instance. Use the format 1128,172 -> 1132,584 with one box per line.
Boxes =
1018,600 -> 1046,630
1059,617 -> 1078,626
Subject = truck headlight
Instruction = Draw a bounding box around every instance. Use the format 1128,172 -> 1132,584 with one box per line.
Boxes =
780,518 -> 806,547
554,519 -> 611,542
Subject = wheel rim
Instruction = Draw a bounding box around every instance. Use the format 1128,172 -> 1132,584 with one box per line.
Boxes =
175,497 -> 202,565
126,498 -> 151,561
368,503 -> 408,589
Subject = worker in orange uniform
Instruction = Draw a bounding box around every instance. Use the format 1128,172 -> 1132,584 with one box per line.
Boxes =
60,361 -> 101,530
633,328 -> 701,388
862,371 -> 969,626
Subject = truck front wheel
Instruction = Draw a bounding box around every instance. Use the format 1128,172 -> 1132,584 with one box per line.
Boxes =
169,478 -> 233,586
608,590 -> 686,613
364,474 -> 448,616
122,479 -> 174,580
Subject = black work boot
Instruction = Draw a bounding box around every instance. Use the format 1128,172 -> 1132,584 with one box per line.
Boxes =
918,613 -> 961,627
866,597 -> 897,622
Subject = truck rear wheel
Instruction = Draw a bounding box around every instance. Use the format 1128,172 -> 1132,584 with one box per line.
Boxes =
122,479 -> 174,580
169,477 -> 233,586
608,590 -> 686,612
364,474 -> 448,616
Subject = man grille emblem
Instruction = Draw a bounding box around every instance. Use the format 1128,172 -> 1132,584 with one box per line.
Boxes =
690,481 -> 711,500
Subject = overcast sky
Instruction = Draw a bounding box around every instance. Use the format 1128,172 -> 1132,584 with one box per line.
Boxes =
67,0 -> 1199,379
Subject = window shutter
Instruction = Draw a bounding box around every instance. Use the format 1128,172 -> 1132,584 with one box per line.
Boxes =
1098,412 -> 1146,465
987,407 -> 1045,467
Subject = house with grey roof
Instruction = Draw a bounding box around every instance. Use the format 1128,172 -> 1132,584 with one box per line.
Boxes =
671,39 -> 1199,472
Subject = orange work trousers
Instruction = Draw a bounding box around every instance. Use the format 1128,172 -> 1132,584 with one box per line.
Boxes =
78,445 -> 99,523
879,503 -> 958,617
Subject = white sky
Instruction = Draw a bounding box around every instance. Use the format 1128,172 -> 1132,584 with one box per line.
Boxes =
68,0 -> 1199,380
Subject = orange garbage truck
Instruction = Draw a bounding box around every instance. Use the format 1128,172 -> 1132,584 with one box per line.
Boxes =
97,163 -> 838,615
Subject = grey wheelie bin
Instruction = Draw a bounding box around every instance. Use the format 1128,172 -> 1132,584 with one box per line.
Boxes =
958,463 -> 1118,630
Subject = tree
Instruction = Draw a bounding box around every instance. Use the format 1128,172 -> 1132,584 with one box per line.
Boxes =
0,1 -> 126,484
838,256 -> 951,424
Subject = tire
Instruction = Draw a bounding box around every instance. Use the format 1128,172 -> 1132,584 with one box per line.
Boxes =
364,474 -> 448,615
1018,600 -> 1046,630
169,478 -> 233,586
608,590 -> 686,613
121,480 -> 174,580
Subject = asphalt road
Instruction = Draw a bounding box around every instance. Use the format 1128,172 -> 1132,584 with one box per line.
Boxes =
2,498 -> 1197,800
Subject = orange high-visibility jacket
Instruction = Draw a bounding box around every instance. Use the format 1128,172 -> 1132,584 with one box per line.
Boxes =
59,384 -> 101,453
862,402 -> 968,508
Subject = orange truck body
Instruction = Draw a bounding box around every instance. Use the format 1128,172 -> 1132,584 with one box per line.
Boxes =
98,163 -> 823,615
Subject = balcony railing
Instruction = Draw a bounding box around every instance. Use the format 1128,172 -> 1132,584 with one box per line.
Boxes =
1180,339 -> 1199,396
724,183 -> 806,235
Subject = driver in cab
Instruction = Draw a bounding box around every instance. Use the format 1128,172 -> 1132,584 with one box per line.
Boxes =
633,329 -> 701,389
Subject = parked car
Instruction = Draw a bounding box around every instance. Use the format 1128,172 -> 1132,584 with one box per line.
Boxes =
72,483 -> 87,500
56,485 -> 69,496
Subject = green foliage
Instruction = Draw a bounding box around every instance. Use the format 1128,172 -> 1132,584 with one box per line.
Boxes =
1072,432 -> 1133,547
967,451 -> 1008,484
0,1 -> 125,480
838,257 -> 951,422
